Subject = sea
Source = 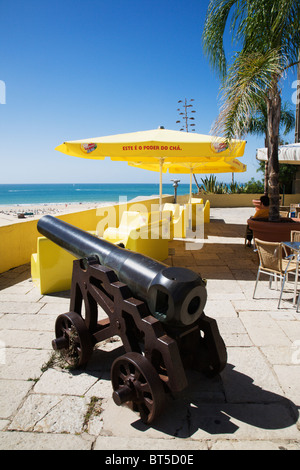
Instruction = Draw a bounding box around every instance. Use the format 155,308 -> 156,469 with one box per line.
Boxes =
0,183 -> 195,206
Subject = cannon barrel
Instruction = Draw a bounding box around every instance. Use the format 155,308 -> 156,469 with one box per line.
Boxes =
37,215 -> 207,326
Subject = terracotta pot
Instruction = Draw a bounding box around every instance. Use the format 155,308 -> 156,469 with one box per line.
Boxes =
247,218 -> 300,242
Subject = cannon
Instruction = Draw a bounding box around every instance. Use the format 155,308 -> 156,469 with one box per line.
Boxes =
38,215 -> 227,424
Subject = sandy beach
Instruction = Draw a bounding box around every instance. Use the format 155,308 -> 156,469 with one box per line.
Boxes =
0,202 -> 115,227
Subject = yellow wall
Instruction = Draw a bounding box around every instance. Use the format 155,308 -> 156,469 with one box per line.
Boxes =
4,192 -> 300,274
179,193 -> 300,208
0,195 -> 173,274
0,211 -> 98,275
3,192 -> 300,275
0,220 -> 40,274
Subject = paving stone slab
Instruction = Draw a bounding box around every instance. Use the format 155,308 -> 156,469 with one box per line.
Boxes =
0,329 -> 53,349
216,318 -> 248,335
238,311 -> 291,347
210,440 -> 300,450
222,333 -> 253,347
0,291 -> 43,302
0,379 -> 32,419
32,395 -> 90,434
173,255 -> 196,266
39,293 -> 71,304
94,435 -> 208,451
100,399 -> 299,441
260,345 -> 297,366
203,300 -> 238,318
8,394 -> 62,431
86,378 -> 114,400
196,267 -> 236,280
0,301 -> 44,314
216,318 -> 252,347
0,431 -> 94,450
232,270 -> 257,282
38,303 -> 71,315
277,320 -> 300,342
0,313 -> 57,331
33,368 -> 100,396
0,420 -> 10,431
206,279 -> 244,295
207,291 -> 246,301
274,365 -> 300,406
0,348 -> 50,380
223,346 -> 285,402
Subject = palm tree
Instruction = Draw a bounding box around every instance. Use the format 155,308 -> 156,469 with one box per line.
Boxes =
247,101 -> 295,193
203,0 -> 300,221
296,52 -> 300,143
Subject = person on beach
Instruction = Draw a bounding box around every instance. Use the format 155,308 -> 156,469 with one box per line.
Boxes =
246,195 -> 270,247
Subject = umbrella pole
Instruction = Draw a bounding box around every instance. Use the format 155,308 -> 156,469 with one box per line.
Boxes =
188,171 -> 192,230
159,159 -> 163,211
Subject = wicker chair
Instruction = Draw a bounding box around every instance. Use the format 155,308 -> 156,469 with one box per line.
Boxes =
290,232 -> 300,311
291,231 -> 300,242
253,238 -> 298,308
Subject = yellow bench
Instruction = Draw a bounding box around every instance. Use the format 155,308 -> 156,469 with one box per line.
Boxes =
31,236 -> 76,295
103,210 -> 170,261
186,199 -> 210,227
32,212 -> 171,294
102,211 -> 150,244
31,231 -> 98,295
162,203 -> 186,238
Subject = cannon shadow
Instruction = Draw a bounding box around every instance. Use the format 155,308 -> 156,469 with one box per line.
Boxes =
83,348 -> 299,437
131,363 -> 299,437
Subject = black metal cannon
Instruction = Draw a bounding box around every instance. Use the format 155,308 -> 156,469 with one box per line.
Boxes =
38,215 -> 227,424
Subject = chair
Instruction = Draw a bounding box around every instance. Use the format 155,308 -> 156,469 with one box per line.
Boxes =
290,231 -> 300,311
190,197 -> 203,204
203,200 -> 210,224
103,210 -> 170,261
187,199 -> 210,226
291,231 -> 300,242
31,232 -> 97,294
253,238 -> 298,308
185,201 -> 203,231
162,203 -> 186,238
102,211 -> 149,244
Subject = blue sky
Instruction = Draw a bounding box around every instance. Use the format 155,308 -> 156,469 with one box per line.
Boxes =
0,0 -> 298,185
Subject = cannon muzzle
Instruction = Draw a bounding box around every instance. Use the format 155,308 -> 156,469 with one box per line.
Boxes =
37,215 -> 207,326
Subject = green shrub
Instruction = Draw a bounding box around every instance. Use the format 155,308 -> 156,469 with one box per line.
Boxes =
198,175 -> 264,194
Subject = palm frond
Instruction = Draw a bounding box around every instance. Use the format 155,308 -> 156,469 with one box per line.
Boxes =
212,48 -> 286,140
202,0 -> 247,78
280,102 -> 296,135
203,0 -> 300,76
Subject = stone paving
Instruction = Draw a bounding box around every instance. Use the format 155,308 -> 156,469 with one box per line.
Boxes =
0,208 -> 300,450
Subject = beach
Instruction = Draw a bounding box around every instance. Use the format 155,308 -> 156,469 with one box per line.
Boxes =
0,202 -> 114,227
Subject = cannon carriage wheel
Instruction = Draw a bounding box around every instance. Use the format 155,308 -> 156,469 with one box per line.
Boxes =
52,312 -> 93,367
111,352 -> 166,424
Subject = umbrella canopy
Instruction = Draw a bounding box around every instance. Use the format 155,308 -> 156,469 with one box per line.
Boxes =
56,127 -> 246,160
129,158 -> 247,202
256,143 -> 300,164
55,127 -> 246,206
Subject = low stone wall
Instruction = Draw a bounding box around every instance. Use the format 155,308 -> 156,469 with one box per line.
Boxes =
177,193 -> 300,208
0,195 -> 173,274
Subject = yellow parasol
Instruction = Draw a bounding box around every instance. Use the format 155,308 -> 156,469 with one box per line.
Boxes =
129,158 -> 247,202
55,127 -> 246,206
